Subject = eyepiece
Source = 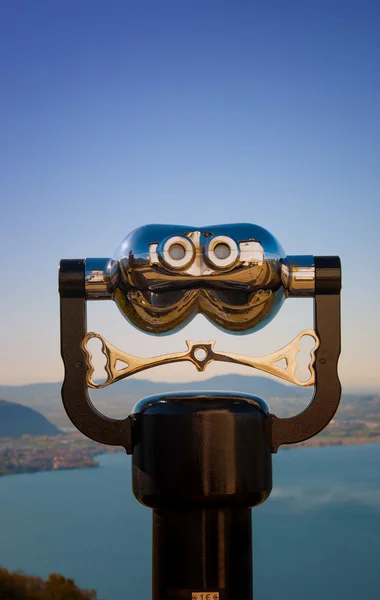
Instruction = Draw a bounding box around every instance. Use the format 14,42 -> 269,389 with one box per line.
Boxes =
205,235 -> 239,269
160,236 -> 195,270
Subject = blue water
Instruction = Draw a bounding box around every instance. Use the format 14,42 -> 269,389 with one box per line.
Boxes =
1,444 -> 380,600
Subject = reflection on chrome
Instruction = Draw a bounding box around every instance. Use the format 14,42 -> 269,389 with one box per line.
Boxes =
83,329 -> 319,389
108,223 -> 286,334
83,224 -> 317,333
281,255 -> 315,297
85,258 -> 112,299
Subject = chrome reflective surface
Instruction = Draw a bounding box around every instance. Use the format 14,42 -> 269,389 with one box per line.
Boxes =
85,258 -> 112,299
281,255 -> 315,297
108,223 -> 286,334
83,329 -> 318,388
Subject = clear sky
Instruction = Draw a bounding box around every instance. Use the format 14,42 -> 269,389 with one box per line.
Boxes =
0,0 -> 379,391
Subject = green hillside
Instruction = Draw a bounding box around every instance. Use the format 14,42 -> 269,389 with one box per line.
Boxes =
0,566 -> 100,599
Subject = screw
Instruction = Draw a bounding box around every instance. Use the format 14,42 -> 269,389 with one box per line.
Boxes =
319,358 -> 326,365
76,360 -> 83,368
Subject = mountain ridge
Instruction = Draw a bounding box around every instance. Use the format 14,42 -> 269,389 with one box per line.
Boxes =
0,375 -> 377,430
0,375 -> 313,428
0,373 -> 310,398
0,400 -> 61,438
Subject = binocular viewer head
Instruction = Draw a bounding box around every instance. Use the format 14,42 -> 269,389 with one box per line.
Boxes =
85,223 -> 315,335
59,221 -> 341,454
59,222 -> 342,600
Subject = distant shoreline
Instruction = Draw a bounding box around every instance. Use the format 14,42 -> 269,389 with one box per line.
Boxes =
0,433 -> 121,478
1,437 -> 380,478
0,449 -> 119,478
282,436 -> 380,450
0,463 -> 100,478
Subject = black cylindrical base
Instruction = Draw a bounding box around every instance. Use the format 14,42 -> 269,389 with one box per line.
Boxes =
132,392 -> 272,600
132,392 -> 272,509
153,507 -> 253,600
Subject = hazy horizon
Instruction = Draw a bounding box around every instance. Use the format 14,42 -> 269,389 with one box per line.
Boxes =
0,371 -> 377,395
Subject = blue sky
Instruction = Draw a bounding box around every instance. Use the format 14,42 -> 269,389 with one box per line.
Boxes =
0,0 -> 379,391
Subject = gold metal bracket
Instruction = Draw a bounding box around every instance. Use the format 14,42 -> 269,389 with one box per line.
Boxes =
83,330 -> 319,389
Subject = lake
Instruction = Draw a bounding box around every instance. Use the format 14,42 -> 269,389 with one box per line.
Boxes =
1,443 -> 380,600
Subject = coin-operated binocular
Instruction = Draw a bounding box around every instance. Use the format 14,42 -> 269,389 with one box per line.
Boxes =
59,223 -> 341,600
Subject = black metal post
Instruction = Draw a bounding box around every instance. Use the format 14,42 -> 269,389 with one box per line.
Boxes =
131,391 -> 272,600
153,507 -> 252,600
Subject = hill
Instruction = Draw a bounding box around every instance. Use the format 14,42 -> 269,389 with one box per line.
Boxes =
0,400 -> 61,438
0,375 -> 313,428
0,566 -> 99,599
0,376 -> 378,431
